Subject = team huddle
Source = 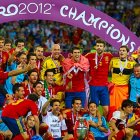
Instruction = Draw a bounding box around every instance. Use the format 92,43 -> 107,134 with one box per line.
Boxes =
0,36 -> 140,140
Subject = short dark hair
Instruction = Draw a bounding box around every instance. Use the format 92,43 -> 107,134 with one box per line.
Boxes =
72,97 -> 82,105
70,47 -> 81,53
27,93 -> 39,102
34,45 -> 44,51
44,69 -> 54,76
134,63 -> 140,69
27,69 -> 38,77
88,101 -> 97,108
15,38 -> 25,46
0,36 -> 5,41
119,45 -> 129,52
13,83 -> 23,93
16,52 -> 26,58
121,99 -> 133,110
96,38 -> 105,46
4,38 -> 12,45
50,99 -> 60,107
27,52 -> 36,62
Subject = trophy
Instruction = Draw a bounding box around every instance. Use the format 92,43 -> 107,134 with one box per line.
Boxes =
74,117 -> 88,140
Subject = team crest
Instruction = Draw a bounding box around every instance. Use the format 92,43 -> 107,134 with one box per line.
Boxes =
99,62 -> 102,66
127,63 -> 131,68
105,56 -> 109,61
3,55 -> 6,63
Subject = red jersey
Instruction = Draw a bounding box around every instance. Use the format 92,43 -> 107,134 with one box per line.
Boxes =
85,52 -> 113,86
25,126 -> 35,139
66,70 -> 85,92
63,109 -> 87,134
22,82 -> 34,97
9,48 -> 15,55
0,51 -> 9,71
2,99 -> 38,119
134,107 -> 140,118
0,71 -> 8,84
48,85 -> 65,96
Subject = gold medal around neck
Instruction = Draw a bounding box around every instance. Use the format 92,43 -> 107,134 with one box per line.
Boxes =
119,72 -> 123,76
94,66 -> 98,69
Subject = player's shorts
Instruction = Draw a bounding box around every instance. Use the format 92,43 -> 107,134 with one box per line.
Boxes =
1,117 -> 25,136
90,86 -> 109,106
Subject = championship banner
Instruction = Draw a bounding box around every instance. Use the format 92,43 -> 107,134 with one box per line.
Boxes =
0,0 -> 140,52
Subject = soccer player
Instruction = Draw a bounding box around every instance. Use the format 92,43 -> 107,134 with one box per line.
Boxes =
0,36 -> 9,71
34,46 -> 45,71
63,97 -> 95,140
25,115 -> 36,139
62,47 -> 89,108
40,44 -> 64,107
129,63 -> 140,106
84,102 -> 108,140
109,99 -> 138,140
85,38 -> 113,117
1,94 -> 40,140
42,99 -> 68,139
109,45 -> 136,118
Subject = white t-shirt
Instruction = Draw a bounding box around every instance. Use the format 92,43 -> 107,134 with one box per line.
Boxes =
42,112 -> 67,138
38,96 -> 47,112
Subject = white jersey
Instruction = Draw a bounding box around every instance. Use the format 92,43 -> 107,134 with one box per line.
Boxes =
42,112 -> 67,138
110,111 -> 127,127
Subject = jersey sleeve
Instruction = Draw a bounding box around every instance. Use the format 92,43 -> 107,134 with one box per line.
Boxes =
29,101 -> 38,116
0,71 -> 8,80
111,111 -> 120,121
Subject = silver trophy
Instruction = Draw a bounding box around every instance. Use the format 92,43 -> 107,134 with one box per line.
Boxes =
75,117 -> 88,140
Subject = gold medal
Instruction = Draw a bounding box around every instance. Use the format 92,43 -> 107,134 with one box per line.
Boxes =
94,66 -> 98,69
119,72 -> 123,76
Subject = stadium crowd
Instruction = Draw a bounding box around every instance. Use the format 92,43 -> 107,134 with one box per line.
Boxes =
0,0 -> 140,140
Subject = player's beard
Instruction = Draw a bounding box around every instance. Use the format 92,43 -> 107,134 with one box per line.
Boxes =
97,49 -> 103,55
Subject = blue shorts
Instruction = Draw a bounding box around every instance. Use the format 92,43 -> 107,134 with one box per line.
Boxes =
95,136 -> 108,140
1,117 -> 25,136
65,91 -> 86,108
90,86 -> 109,106
0,93 -> 5,107
0,111 -> 9,131
54,138 -> 62,140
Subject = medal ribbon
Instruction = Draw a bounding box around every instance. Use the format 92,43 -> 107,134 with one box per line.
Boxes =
95,52 -> 103,68
119,59 -> 128,73
37,60 -> 40,69
72,109 -> 78,125
28,84 -> 32,94
51,55 -> 60,71
0,51 -> 2,63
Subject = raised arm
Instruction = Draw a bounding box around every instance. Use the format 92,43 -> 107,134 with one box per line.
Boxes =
42,98 -> 51,115
8,63 -> 36,77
